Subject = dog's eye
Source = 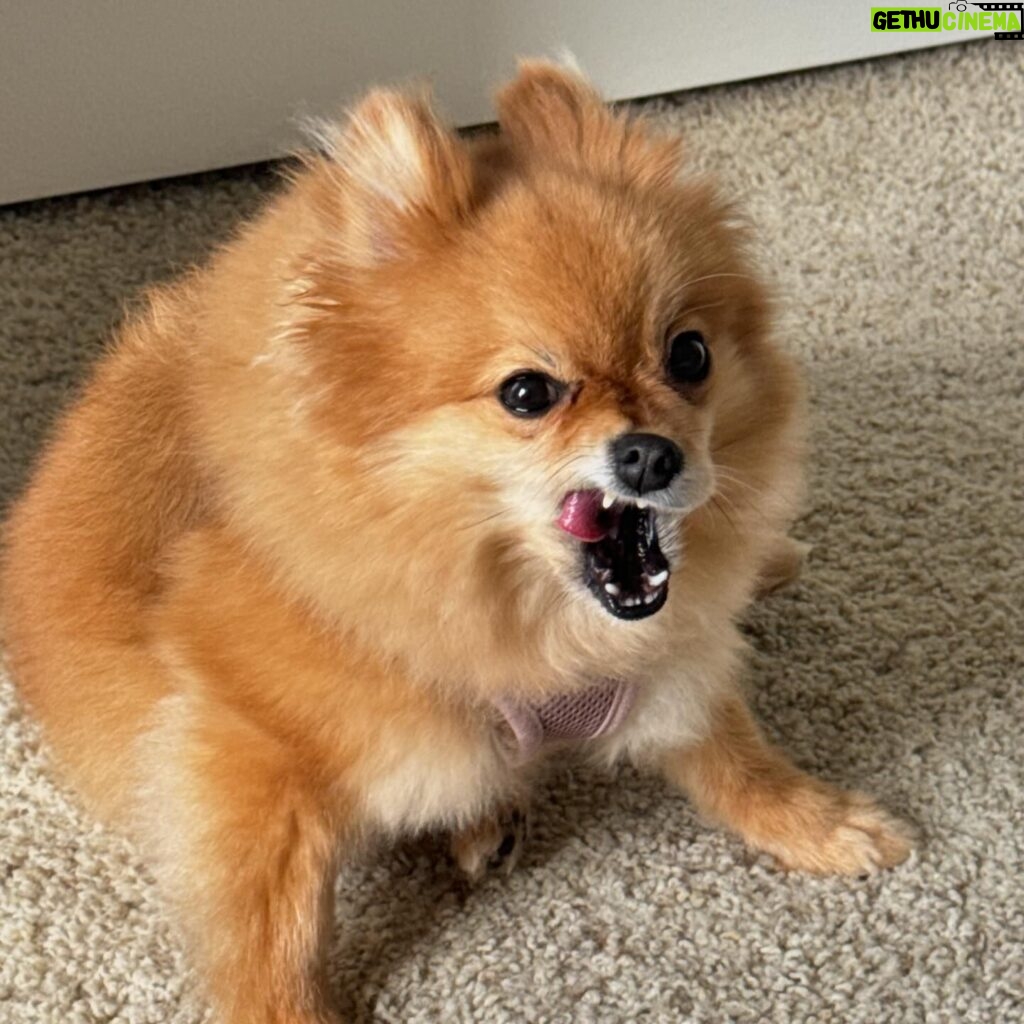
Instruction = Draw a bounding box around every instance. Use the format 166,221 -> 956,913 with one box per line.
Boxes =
667,330 -> 711,385
498,372 -> 563,417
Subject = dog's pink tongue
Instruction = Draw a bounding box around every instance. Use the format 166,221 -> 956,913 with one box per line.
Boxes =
557,489 -> 607,542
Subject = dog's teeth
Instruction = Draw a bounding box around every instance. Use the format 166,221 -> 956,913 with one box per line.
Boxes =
605,582 -> 620,597
643,593 -> 656,604
646,569 -> 669,587
636,499 -> 648,510
601,492 -> 615,510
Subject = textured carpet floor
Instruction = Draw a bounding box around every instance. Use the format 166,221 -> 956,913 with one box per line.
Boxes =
1,40 -> 1022,1024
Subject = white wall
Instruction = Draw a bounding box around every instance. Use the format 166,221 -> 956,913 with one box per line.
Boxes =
0,1 -> 976,205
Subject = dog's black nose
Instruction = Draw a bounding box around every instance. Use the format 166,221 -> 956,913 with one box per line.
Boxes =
611,432 -> 683,495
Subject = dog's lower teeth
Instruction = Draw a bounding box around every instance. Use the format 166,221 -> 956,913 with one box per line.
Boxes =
605,582 -> 620,596
643,593 -> 656,604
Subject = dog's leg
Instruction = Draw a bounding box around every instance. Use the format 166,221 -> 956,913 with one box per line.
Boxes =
661,696 -> 913,875
755,535 -> 811,597
141,697 -> 344,1024
450,802 -> 530,883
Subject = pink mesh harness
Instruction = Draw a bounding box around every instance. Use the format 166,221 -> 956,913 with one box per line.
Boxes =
493,679 -> 637,760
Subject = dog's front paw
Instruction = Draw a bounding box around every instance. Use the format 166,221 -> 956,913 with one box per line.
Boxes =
450,804 -> 529,883
754,787 -> 914,876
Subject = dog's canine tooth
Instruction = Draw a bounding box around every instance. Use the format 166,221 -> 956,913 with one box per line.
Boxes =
646,569 -> 668,587
637,499 -> 648,510
601,492 -> 615,510
605,582 -> 620,596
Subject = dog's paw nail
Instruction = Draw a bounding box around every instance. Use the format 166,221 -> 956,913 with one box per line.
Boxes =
452,806 -> 529,881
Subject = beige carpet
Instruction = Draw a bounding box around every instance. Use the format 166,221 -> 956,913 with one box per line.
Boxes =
2,40 -> 1022,1023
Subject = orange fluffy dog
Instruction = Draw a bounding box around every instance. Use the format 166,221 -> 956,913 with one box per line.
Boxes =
1,62 -> 911,1023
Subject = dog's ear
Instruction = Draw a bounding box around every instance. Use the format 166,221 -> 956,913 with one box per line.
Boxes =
495,60 -> 682,189
310,88 -> 474,266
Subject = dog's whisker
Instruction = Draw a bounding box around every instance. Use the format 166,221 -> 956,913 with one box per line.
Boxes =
540,452 -> 592,490
679,299 -> 724,318
676,271 -> 756,294
708,494 -> 740,534
711,466 -> 791,511
457,508 -> 514,532
545,451 -> 588,476
712,468 -> 768,498
709,485 -> 781,531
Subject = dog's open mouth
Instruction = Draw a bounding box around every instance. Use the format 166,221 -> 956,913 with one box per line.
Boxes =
557,490 -> 669,620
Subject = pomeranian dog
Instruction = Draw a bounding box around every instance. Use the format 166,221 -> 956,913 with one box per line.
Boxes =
1,61 -> 911,1023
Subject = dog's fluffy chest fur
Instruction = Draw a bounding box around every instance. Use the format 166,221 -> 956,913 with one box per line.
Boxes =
150,523 -> 727,839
